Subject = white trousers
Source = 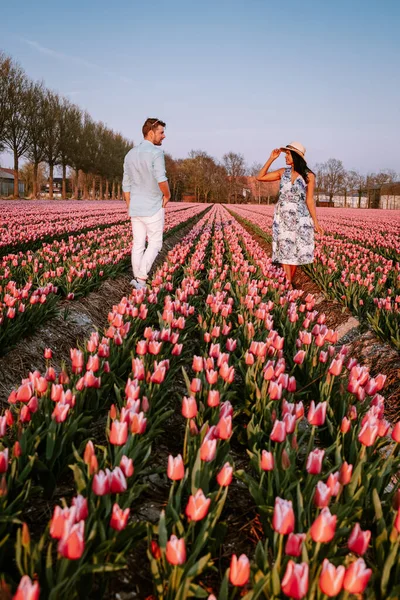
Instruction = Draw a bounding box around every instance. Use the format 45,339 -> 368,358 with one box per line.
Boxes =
131,207 -> 164,280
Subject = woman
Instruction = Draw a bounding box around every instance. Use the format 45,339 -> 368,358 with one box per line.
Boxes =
257,142 -> 324,287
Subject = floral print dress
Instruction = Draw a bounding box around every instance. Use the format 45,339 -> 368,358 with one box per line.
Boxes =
272,167 -> 314,265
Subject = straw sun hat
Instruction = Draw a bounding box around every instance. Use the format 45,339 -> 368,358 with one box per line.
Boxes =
280,142 -> 306,158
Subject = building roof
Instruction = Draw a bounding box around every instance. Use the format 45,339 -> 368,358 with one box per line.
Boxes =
241,176 -> 280,197
0,168 -> 15,180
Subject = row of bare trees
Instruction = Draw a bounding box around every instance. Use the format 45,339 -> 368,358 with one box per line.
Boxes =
313,159 -> 398,206
165,150 -> 248,203
0,51 -> 132,199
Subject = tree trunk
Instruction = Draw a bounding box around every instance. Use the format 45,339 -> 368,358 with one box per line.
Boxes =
117,183 -> 121,200
111,180 -> 115,200
83,174 -> 89,200
105,179 -> 109,200
49,164 -> 54,200
33,162 -> 39,199
92,177 -> 96,200
62,163 -> 67,199
13,152 -> 20,198
99,176 -> 103,200
73,168 -> 79,199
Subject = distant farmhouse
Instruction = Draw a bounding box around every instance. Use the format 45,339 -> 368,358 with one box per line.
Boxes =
0,168 -> 25,197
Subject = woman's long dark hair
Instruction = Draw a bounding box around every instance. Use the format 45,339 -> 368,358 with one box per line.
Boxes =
290,151 -> 314,184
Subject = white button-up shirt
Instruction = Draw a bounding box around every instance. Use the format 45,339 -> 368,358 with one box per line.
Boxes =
122,140 -> 168,217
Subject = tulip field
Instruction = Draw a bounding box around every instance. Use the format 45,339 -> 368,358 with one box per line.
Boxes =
0,201 -> 206,354
227,205 -> 400,350
0,202 -> 399,599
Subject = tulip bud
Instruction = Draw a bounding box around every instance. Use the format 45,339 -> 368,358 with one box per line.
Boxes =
306,448 -> 325,474
217,462 -> 233,487
58,520 -> 85,560
109,420 -> 128,445
260,450 -> 274,471
13,576 -> 40,600
272,497 -> 295,535
314,481 -> 332,508
167,454 -> 185,480
319,559 -> 345,597
281,561 -> 309,599
110,503 -> 130,531
343,558 -> 372,594
285,533 -> 306,557
348,523 -> 371,555
185,489 -> 211,521
182,396 -> 197,419
229,554 -> 250,587
200,439 -> 217,462
166,534 -> 186,565
307,401 -> 327,426
310,507 -> 337,543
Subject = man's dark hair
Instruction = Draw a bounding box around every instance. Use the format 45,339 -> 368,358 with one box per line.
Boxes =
142,118 -> 166,137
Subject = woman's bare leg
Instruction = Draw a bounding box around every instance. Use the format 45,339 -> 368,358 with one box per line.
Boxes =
282,264 -> 292,283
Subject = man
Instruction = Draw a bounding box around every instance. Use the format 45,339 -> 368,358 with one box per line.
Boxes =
122,118 -> 171,289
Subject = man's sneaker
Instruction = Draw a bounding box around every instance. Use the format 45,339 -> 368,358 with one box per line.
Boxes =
131,278 -> 147,290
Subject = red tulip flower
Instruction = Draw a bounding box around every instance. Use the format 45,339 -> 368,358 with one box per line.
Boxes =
229,554 -> 250,587
285,533 -> 306,557
58,520 -> 85,560
343,558 -> 372,594
70,349 -> 84,374
294,350 -> 306,364
120,455 -> 134,478
260,450 -> 274,471
306,448 -> 325,474
216,462 -> 233,486
109,420 -> 128,445
307,401 -> 327,426
216,415 -> 232,440
13,576 -> 40,600
192,356 -> 203,372
394,508 -> 400,532
50,506 -> 76,539
207,390 -> 220,407
392,421 -> 400,443
131,412 -> 147,434
348,523 -> 371,555
281,560 -> 309,599
166,535 -> 186,565
270,420 -> 286,442
200,439 -> 217,462
92,470 -> 110,496
358,422 -> 379,447
109,467 -> 127,493
328,358 -> 343,376
272,497 -> 295,535
71,495 -> 88,521
182,396 -> 198,419
167,454 -> 185,480
185,489 -> 211,521
319,558 -> 345,597
314,481 -> 332,508
110,503 -> 130,531
310,507 -> 337,543
339,461 -> 353,485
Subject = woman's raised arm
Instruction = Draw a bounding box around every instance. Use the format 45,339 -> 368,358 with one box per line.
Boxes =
256,149 -> 285,182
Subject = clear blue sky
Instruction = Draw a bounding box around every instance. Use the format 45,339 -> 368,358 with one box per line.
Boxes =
1,0 -> 399,174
